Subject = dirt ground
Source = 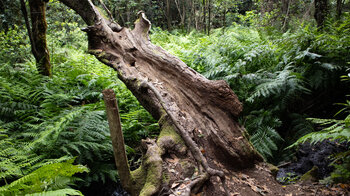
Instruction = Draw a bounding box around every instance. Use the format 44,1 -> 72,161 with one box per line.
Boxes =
190,162 -> 350,196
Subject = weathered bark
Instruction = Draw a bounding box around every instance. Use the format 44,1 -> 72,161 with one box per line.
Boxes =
103,89 -> 132,193
314,0 -> 329,28
222,1 -> 226,29
208,0 -> 211,35
203,0 -> 206,33
20,0 -> 34,53
21,0 -> 51,76
166,0 -> 171,30
336,0 -> 344,20
57,0 -> 298,195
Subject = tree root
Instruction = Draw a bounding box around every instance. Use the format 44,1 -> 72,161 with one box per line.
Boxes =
139,80 -> 228,195
182,173 -> 209,196
138,138 -> 163,196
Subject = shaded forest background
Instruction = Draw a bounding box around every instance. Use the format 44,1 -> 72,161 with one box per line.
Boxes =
0,0 -> 349,195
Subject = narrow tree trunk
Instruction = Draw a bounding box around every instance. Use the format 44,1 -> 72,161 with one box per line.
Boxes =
187,0 -> 193,31
20,0 -> 35,56
223,2 -> 226,30
203,0 -> 206,33
336,0 -> 344,20
194,1 -> 199,30
208,0 -> 211,35
25,0 -> 51,76
282,0 -> 291,31
125,2 -> 130,27
102,89 -> 133,192
175,0 -> 184,28
166,0 -> 171,30
314,0 -> 329,28
182,0 -> 186,30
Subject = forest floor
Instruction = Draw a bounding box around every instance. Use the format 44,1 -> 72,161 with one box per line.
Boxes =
192,162 -> 350,196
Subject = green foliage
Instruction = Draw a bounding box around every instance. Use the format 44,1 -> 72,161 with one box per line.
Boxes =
243,110 -> 283,159
151,14 -> 350,162
291,99 -> 350,147
0,26 -> 31,64
26,188 -> 83,196
0,22 -> 158,193
291,71 -> 350,183
1,0 -> 349,189
0,159 -> 87,196
276,172 -> 300,185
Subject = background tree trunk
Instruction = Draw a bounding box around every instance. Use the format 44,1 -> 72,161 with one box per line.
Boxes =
314,0 -> 329,28
22,0 -> 51,76
208,0 -> 211,35
166,0 -> 172,30
203,0 -> 206,33
336,0 -> 344,20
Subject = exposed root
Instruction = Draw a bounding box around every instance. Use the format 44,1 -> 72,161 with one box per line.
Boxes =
182,173 -> 209,196
139,80 -> 228,195
138,138 -> 163,196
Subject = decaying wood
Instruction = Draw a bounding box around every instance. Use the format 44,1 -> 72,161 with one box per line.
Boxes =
57,0 -> 299,195
102,89 -> 132,192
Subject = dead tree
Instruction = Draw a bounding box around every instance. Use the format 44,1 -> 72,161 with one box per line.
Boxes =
58,0 -> 294,195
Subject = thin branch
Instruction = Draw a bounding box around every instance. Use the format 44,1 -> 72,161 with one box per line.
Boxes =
20,0 -> 37,57
282,0 -> 291,30
98,0 -> 115,21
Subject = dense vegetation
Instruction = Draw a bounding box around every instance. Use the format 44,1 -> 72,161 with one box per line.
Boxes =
0,0 -> 349,195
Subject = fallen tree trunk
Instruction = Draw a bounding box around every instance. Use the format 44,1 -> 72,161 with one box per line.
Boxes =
58,1 -> 294,195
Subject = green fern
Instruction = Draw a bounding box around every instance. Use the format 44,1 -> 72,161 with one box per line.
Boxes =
242,110 -> 283,160
250,126 -> 283,158
247,66 -> 310,103
0,159 -> 88,196
26,188 -> 83,196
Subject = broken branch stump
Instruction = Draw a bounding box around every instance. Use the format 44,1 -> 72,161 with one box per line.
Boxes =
103,89 -> 132,191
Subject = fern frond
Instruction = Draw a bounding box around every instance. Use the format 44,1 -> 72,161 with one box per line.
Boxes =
247,66 -> 310,103
0,159 -> 88,196
26,188 -> 83,196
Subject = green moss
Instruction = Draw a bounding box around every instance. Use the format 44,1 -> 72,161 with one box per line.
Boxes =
134,18 -> 140,24
180,160 -> 195,178
162,171 -> 170,183
300,166 -> 319,182
129,141 -> 163,196
97,51 -> 107,58
130,166 -> 147,193
267,163 -> 279,176
157,119 -> 184,146
88,49 -> 103,56
139,160 -> 162,196
101,58 -> 110,64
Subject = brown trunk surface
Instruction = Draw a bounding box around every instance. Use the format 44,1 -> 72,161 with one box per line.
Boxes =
103,89 -> 133,193
27,0 -> 51,76
336,0 -> 344,20
314,0 -> 329,28
57,1 -> 310,195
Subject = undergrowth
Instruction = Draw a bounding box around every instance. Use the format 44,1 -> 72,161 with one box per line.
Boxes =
0,23 -> 158,194
151,14 -> 350,163
0,10 -> 349,194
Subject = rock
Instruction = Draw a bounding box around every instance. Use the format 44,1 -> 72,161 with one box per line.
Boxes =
300,166 -> 319,183
267,163 -> 279,177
